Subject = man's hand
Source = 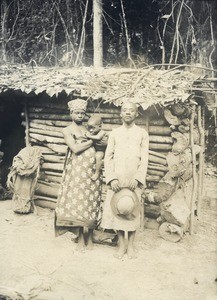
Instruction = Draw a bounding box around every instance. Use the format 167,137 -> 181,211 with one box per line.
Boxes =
110,179 -> 121,193
128,179 -> 139,191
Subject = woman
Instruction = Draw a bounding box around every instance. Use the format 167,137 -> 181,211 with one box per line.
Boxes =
55,99 -> 101,252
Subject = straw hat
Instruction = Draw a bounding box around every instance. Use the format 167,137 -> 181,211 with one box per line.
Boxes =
110,188 -> 140,220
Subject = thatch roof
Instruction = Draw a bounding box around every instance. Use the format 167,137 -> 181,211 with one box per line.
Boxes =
0,64 -> 216,110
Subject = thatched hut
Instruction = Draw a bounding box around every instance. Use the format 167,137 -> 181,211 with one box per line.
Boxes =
0,64 -> 216,240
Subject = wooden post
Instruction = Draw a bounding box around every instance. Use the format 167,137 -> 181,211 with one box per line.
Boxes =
140,194 -> 145,231
93,0 -> 103,68
197,105 -> 205,218
0,0 -> 8,62
24,100 -> 30,146
140,115 -> 149,231
189,105 -> 197,234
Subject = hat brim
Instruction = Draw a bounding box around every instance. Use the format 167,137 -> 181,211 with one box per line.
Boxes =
111,188 -> 141,221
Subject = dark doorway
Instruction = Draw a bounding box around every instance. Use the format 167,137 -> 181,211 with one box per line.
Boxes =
0,92 -> 25,188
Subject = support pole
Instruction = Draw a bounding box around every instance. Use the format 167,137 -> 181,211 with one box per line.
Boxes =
140,114 -> 149,231
24,100 -> 30,146
197,106 -> 205,218
189,105 -> 197,234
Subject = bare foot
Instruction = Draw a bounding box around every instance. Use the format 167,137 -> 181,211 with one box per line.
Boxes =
76,236 -> 85,253
76,244 -> 85,253
91,172 -> 99,181
113,246 -> 126,259
86,238 -> 94,250
134,246 -> 138,253
127,245 -> 137,259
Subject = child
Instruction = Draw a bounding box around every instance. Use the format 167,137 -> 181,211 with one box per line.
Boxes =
86,115 -> 107,181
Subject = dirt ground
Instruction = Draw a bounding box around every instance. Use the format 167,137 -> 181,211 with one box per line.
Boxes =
0,175 -> 217,300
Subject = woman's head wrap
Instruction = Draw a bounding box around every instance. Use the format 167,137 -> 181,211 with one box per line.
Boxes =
67,99 -> 87,112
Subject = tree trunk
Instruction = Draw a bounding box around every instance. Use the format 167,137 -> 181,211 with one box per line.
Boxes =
93,0 -> 103,67
0,0 -> 7,62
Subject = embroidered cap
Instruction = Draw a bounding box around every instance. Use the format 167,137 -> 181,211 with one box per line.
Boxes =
67,99 -> 87,112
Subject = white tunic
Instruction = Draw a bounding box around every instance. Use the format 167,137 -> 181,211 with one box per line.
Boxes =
101,124 -> 149,231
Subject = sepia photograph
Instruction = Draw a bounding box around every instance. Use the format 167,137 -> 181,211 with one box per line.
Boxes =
0,0 -> 216,299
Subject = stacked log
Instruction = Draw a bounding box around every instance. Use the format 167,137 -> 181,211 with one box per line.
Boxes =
22,105 -> 67,205
21,99 -> 203,236
22,100 -> 174,205
147,150 -> 168,183
146,102 -> 202,240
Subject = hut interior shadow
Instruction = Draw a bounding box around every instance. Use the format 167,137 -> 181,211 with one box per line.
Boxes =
0,92 -> 25,188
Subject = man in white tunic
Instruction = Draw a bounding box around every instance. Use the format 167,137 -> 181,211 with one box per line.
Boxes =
101,102 -> 149,259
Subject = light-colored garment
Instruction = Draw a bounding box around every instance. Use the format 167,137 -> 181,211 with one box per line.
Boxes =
101,124 -> 149,231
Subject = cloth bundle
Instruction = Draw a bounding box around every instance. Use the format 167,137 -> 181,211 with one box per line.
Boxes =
7,146 -> 42,214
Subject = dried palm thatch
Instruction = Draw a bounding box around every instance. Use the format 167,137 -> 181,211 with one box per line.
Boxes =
0,64 -> 216,110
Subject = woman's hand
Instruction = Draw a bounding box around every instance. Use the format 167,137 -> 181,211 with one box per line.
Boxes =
110,179 -> 121,193
85,132 -> 94,139
95,135 -> 108,147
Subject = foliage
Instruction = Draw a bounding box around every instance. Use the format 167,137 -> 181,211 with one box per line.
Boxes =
0,0 -> 216,67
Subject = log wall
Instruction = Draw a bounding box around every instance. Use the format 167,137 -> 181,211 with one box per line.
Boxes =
22,99 -> 172,208
21,98 -> 204,235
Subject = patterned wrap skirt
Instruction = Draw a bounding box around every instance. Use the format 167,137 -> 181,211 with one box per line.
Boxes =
55,146 -> 101,235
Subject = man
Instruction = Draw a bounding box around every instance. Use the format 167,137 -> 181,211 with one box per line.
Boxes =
101,101 -> 149,259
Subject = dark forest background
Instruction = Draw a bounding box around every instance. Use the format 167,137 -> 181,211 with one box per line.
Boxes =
0,0 -> 216,68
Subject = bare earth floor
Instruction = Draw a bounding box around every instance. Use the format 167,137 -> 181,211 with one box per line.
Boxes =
0,176 -> 217,300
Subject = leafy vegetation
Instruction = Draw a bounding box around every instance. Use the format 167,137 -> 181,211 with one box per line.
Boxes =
0,0 -> 216,67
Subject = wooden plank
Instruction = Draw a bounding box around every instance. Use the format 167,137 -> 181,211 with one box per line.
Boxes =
29,127 -> 64,138
34,198 -> 57,210
29,133 -> 65,144
44,171 -> 63,177
148,154 -> 167,166
149,135 -> 173,144
39,174 -> 62,184
30,121 -> 64,133
149,143 -> 172,151
147,169 -> 165,177
148,163 -> 168,172
29,113 -> 72,121
149,119 -> 166,126
148,150 -> 167,160
149,125 -> 172,136
35,182 -> 59,198
29,112 -> 122,121
29,107 -> 68,114
31,138 -> 67,155
41,162 -> 64,172
30,119 -> 71,127
42,154 -> 65,163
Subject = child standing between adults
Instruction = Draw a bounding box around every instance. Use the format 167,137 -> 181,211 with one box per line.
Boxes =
101,102 -> 149,259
